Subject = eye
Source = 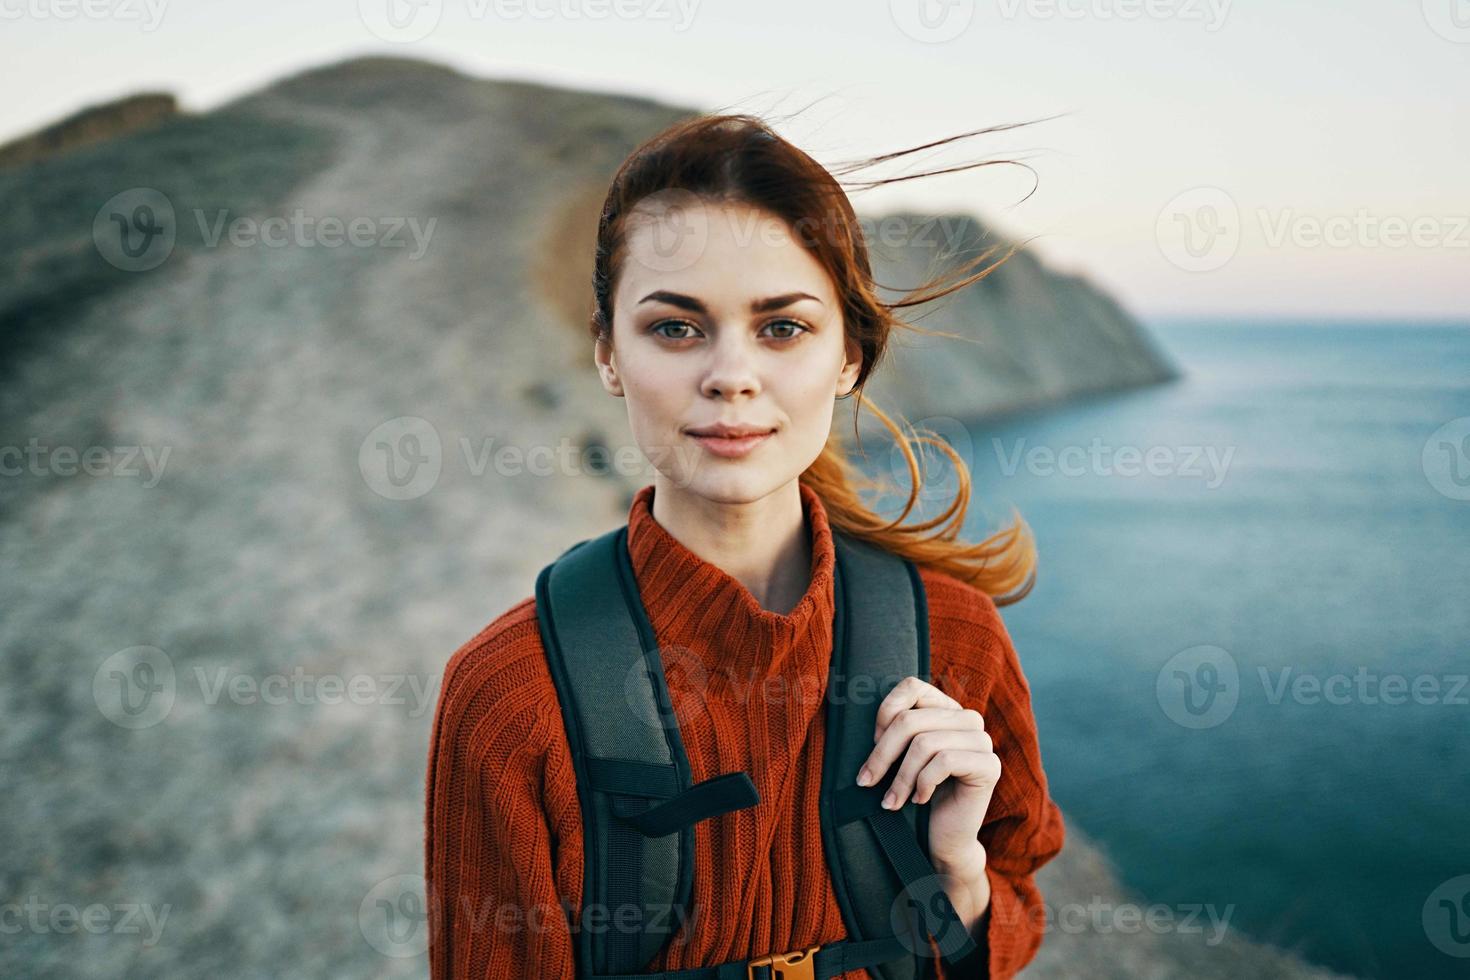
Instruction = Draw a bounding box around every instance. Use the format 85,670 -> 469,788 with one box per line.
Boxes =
762,318 -> 811,341
651,319 -> 702,341
649,318 -> 811,342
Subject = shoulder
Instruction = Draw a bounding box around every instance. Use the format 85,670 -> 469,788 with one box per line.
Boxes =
915,565 -> 1029,708
439,595 -> 541,696
430,595 -> 563,767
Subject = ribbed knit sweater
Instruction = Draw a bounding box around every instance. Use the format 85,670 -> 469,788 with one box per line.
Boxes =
425,481 -> 1065,979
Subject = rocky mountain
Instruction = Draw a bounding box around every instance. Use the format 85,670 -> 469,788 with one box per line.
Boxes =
856,212 -> 1178,435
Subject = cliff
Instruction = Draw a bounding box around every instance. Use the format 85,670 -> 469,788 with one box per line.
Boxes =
857,212 -> 1179,434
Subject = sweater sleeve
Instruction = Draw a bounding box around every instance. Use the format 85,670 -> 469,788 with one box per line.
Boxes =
923,575 -> 1066,980
425,608 -> 579,979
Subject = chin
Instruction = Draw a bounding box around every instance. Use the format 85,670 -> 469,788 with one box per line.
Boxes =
669,465 -> 784,506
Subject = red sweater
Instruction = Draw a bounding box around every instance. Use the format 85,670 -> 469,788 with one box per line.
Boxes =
425,481 -> 1064,978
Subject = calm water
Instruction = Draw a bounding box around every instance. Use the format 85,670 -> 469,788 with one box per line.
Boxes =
887,320 -> 1470,978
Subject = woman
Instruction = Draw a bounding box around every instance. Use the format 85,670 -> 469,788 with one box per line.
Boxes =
425,113 -> 1064,979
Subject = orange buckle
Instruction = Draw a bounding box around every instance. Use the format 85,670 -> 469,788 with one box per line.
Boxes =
747,944 -> 819,980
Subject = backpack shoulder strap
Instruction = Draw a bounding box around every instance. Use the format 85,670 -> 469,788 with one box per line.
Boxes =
823,529 -> 982,979
534,526 -> 761,976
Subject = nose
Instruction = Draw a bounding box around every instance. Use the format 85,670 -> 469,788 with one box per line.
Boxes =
699,332 -> 761,400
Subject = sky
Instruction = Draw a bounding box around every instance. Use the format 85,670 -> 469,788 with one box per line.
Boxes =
5,0 -> 1467,321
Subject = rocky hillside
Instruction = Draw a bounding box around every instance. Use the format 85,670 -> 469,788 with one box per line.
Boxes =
855,212 -> 1179,436
0,55 -> 1338,979
0,92 -> 179,169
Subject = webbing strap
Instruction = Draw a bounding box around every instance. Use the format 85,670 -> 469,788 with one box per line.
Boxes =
580,933 -> 914,980
613,772 -> 761,838
608,794 -> 649,970
866,809 -> 980,963
590,758 -> 682,798
826,749 -> 981,964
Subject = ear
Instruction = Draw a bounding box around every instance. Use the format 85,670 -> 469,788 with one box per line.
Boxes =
837,334 -> 862,397
594,335 -> 624,397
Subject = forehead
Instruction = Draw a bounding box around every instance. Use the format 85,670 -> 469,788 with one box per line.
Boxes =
613,198 -> 836,308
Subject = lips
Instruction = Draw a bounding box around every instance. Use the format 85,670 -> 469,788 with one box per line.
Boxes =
685,424 -> 777,438
685,425 -> 776,459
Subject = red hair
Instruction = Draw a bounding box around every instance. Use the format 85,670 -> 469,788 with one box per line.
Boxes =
591,111 -> 1047,605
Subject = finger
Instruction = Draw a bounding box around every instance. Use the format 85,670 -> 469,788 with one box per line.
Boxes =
859,706 -> 986,788
910,747 -> 1001,807
881,729 -> 981,809
874,676 -> 963,740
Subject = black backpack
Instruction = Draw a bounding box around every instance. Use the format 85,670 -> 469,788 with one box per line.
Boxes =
533,522 -> 981,979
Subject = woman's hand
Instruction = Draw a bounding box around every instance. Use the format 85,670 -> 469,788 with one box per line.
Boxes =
855,675 -> 999,893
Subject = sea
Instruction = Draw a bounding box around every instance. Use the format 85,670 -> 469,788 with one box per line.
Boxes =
877,319 -> 1470,978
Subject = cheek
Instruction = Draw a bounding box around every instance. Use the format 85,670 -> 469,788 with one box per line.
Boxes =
785,343 -> 847,402
776,352 -> 843,440
619,356 -> 689,429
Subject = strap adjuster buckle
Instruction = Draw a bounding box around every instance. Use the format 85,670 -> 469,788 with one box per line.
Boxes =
747,943 -> 819,980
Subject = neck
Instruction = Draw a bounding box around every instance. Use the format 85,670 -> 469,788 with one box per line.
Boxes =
648,476 -> 812,615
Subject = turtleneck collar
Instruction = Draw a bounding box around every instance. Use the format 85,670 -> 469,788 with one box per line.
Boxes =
625,481 -> 837,688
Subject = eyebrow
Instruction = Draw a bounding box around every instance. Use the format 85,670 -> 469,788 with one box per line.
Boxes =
636,290 -> 823,314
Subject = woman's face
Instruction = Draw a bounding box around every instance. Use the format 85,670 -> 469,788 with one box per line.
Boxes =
596,197 -> 862,505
